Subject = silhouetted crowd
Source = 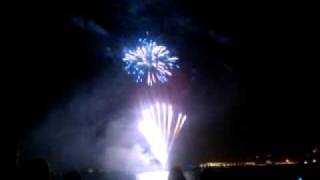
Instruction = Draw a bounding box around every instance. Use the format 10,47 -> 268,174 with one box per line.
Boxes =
16,158 -> 83,180
15,158 -> 189,180
15,158 -> 320,179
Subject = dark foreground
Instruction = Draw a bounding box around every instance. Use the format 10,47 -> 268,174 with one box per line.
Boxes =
193,165 -> 320,180
61,165 -> 320,180
16,160 -> 320,180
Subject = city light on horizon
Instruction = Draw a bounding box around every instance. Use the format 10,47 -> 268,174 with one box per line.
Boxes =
199,159 -> 298,168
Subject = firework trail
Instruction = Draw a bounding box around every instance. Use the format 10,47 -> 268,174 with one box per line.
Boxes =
138,103 -> 187,168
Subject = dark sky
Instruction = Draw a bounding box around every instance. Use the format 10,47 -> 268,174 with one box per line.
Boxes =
8,0 -> 319,169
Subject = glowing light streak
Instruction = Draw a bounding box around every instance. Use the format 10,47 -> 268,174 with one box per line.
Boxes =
139,103 -> 187,168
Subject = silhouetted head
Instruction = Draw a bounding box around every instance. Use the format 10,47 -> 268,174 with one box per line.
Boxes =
168,166 -> 186,180
63,171 -> 81,180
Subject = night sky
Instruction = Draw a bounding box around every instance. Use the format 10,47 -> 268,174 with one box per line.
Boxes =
8,0 -> 319,170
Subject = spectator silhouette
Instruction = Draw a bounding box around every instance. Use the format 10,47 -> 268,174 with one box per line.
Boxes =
63,171 -> 81,180
21,158 -> 50,180
168,166 -> 186,180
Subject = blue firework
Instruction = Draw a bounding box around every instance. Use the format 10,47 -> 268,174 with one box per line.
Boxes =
122,38 -> 179,86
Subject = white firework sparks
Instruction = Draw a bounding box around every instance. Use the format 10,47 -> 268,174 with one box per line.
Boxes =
136,170 -> 169,180
138,103 -> 187,168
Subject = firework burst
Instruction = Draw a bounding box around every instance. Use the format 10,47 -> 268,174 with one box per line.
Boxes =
123,38 -> 179,86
